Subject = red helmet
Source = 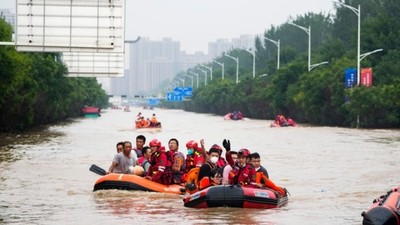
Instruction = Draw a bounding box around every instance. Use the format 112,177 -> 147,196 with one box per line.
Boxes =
238,148 -> 251,157
149,139 -> 161,147
186,140 -> 198,149
210,144 -> 223,154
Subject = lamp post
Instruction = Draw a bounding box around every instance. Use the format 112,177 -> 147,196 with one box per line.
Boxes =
200,65 -> 213,81
333,1 -> 361,85
264,37 -> 280,69
189,71 -> 199,88
197,68 -> 208,86
177,78 -> 185,86
185,74 -> 193,87
212,60 -> 224,80
224,53 -> 239,84
360,49 -> 383,61
289,22 -> 328,71
240,47 -> 255,78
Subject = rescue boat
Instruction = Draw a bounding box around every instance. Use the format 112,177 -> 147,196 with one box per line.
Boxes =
93,173 -> 186,195
183,185 -> 288,208
361,186 -> 400,225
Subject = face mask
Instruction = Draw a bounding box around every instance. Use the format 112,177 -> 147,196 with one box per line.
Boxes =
210,156 -> 218,164
187,149 -> 194,155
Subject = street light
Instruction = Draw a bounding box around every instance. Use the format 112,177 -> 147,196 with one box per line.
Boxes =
333,1 -> 360,85
200,65 -> 213,81
197,68 -> 208,86
224,53 -> 239,84
240,47 -> 255,78
212,60 -> 225,80
360,49 -> 383,61
184,74 -> 194,87
177,78 -> 185,86
189,71 -> 199,88
289,22 -> 329,71
264,37 -> 280,69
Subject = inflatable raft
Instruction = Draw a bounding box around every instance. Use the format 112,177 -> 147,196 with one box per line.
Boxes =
183,185 -> 288,208
361,186 -> 400,225
93,173 -> 186,195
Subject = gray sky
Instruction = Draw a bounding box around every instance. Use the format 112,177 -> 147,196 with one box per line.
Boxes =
2,0 -> 335,53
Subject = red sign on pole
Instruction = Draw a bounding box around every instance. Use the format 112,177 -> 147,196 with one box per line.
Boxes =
361,68 -> 373,87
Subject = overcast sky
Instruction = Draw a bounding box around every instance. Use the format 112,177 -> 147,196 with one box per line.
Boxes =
3,0 -> 335,54
126,0 -> 335,53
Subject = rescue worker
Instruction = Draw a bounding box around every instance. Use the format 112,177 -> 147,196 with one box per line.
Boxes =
223,139 -> 257,187
145,139 -> 172,185
184,140 -> 204,173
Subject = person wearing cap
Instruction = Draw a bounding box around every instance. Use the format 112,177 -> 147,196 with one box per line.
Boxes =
183,140 -> 204,174
108,141 -> 137,174
197,146 -> 223,190
145,139 -> 172,185
200,139 -> 227,168
223,139 -> 257,187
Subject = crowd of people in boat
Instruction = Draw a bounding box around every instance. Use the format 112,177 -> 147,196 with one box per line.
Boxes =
225,111 -> 244,120
271,115 -> 298,127
107,135 -> 287,196
135,112 -> 162,128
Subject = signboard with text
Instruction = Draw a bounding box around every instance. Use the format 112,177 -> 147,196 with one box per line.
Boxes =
360,68 -> 373,87
344,68 -> 357,88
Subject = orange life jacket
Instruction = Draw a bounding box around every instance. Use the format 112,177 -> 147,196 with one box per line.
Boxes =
256,172 -> 286,196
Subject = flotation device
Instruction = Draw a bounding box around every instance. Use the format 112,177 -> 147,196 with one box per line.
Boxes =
256,172 -> 286,196
93,173 -> 186,195
183,185 -> 289,209
361,186 -> 400,225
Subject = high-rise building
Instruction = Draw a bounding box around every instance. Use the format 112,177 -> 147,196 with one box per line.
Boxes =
208,39 -> 232,59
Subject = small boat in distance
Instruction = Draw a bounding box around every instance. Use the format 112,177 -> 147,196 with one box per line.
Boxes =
81,106 -> 100,118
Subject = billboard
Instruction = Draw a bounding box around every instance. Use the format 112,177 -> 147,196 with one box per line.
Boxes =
15,0 -> 125,53
344,68 -> 357,88
360,68 -> 373,87
62,52 -> 124,77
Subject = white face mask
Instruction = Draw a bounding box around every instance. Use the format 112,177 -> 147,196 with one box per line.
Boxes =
210,156 -> 219,164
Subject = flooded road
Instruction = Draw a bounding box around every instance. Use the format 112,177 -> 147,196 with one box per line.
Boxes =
1,108 -> 399,225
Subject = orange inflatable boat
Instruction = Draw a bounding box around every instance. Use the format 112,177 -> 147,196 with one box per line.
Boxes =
93,173 -> 186,195
361,186 -> 400,225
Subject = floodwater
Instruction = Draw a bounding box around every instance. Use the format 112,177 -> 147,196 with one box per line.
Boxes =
0,108 -> 399,225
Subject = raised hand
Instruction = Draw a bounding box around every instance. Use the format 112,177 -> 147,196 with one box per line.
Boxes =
222,139 -> 231,151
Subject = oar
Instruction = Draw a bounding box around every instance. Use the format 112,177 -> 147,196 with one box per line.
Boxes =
89,164 -> 107,176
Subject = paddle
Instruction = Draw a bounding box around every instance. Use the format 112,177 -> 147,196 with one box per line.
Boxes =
89,164 -> 107,176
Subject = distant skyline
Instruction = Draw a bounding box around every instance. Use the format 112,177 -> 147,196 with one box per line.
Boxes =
2,0 -> 335,54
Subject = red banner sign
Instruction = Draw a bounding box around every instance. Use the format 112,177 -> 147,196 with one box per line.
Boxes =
361,68 -> 373,87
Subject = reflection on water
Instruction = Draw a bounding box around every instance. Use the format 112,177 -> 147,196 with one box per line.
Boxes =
0,108 -> 399,225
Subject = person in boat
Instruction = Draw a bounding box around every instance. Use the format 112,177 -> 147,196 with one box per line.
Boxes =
223,140 -> 257,187
136,146 -> 151,176
200,139 -> 227,168
250,152 -> 269,178
250,152 -> 287,196
116,141 -> 124,153
197,147 -> 223,190
133,135 -> 146,158
135,113 -> 143,128
167,138 -> 186,184
222,150 -> 238,184
150,113 -> 161,128
145,139 -> 172,185
236,111 -> 243,120
107,141 -> 137,174
184,140 -> 204,174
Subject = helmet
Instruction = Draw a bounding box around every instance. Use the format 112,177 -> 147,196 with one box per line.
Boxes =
238,148 -> 251,157
149,139 -> 161,147
210,144 -> 222,153
186,140 -> 198,149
